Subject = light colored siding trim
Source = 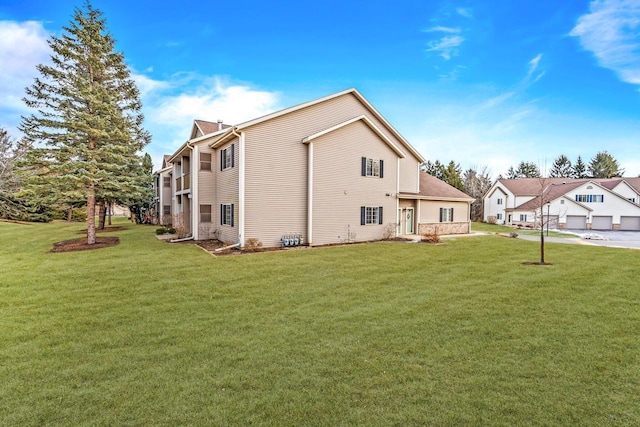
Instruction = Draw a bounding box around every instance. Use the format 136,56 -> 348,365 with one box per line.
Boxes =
216,138 -> 239,244
312,121 -> 398,246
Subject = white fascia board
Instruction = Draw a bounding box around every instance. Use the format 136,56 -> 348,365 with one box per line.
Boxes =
301,115 -> 406,158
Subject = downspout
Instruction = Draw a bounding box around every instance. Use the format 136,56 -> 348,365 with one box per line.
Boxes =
215,242 -> 240,252
191,144 -> 199,240
396,158 -> 401,236
230,127 -> 245,248
307,142 -> 314,245
170,235 -> 194,243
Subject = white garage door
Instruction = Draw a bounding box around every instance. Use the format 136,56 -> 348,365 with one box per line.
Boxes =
620,216 -> 640,231
592,216 -> 613,230
566,215 -> 587,229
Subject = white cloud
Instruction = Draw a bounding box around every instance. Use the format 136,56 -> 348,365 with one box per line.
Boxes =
138,74 -> 282,169
0,20 -> 51,118
424,26 -> 461,34
570,0 -> 640,86
456,7 -> 473,18
426,35 -> 465,60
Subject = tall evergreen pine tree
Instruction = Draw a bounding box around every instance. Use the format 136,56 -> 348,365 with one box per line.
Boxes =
19,2 -> 150,244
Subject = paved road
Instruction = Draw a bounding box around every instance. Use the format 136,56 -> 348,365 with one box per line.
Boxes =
516,230 -> 640,249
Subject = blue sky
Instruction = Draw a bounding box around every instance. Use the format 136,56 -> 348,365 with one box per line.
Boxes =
1,0 -> 639,177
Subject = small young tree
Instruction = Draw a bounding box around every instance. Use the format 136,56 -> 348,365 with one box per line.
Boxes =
19,2 -> 150,244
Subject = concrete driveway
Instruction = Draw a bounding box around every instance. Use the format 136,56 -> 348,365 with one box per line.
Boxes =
518,229 -> 640,249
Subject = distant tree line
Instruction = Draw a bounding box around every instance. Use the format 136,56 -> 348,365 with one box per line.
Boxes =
502,151 -> 624,179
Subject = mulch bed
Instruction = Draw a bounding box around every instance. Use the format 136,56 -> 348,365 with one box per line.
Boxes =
49,236 -> 120,253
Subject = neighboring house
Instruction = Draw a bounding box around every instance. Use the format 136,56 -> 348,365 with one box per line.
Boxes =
153,155 -> 173,225
484,177 -> 640,230
154,88 -> 474,247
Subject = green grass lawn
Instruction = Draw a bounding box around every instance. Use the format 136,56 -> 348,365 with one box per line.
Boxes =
1,219 -> 639,426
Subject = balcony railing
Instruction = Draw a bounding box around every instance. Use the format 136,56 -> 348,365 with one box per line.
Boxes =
175,174 -> 190,191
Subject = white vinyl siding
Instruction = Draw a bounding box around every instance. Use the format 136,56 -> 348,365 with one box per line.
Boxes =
243,92 -> 405,247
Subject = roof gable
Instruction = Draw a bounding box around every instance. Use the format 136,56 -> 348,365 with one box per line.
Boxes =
208,88 -> 425,162
301,115 -> 406,158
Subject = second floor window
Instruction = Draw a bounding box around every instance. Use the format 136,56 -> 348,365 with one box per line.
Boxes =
575,194 -> 604,203
221,144 -> 235,170
361,157 -> 384,178
163,176 -> 171,188
497,198 -> 503,205
200,153 -> 212,171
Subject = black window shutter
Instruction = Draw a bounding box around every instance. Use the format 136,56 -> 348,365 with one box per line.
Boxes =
379,206 -> 383,224
451,208 -> 454,221
379,160 -> 384,178
361,206 -> 366,225
231,204 -> 235,227
220,204 -> 224,225
231,144 -> 235,168
361,157 -> 367,176
439,208 -> 443,222
220,151 -> 224,171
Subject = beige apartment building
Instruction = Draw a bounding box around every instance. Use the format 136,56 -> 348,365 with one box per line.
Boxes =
155,88 -> 473,248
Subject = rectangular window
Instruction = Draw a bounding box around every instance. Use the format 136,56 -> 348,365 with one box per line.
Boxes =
200,153 -> 212,171
221,203 -> 234,226
200,204 -> 211,223
497,213 -> 503,220
497,198 -> 503,205
575,194 -> 604,203
163,176 -> 171,188
361,157 -> 384,178
163,205 -> 171,215
440,208 -> 454,222
520,214 -> 527,221
360,206 -> 383,225
221,144 -> 235,170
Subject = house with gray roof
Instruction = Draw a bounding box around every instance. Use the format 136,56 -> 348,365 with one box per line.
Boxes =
484,177 -> 640,230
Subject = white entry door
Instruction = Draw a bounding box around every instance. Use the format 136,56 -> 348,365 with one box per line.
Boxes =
406,208 -> 414,234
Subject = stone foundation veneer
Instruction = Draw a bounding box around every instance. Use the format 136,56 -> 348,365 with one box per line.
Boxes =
419,222 -> 470,236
